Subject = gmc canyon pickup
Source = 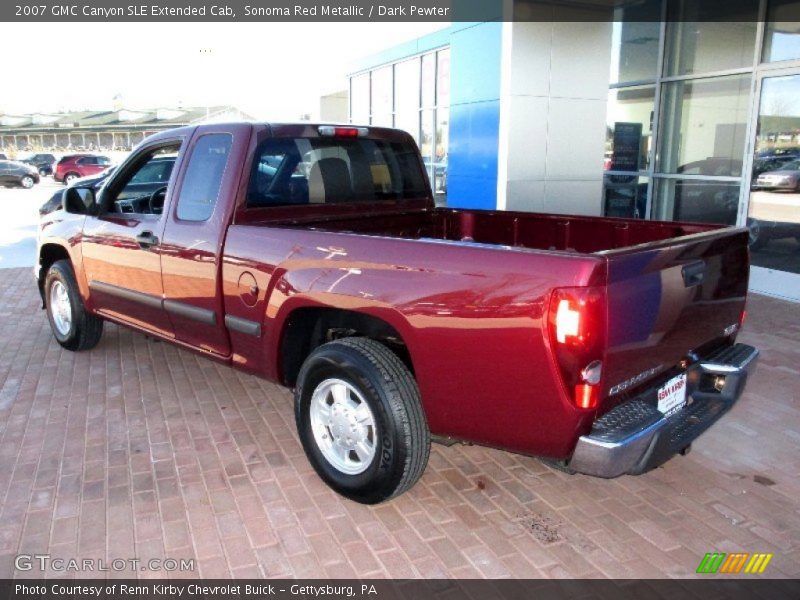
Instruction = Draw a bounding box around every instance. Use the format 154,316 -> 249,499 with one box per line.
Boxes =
37,122 -> 759,503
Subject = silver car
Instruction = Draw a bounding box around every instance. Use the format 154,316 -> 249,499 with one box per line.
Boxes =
755,159 -> 800,191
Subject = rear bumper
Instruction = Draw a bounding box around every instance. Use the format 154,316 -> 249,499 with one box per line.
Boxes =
569,343 -> 759,478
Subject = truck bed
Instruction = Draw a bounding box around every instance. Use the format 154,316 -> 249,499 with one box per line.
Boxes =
268,207 -> 716,254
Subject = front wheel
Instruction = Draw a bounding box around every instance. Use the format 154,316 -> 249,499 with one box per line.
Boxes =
20,175 -> 35,189
45,260 -> 104,351
64,172 -> 79,186
295,337 -> 430,504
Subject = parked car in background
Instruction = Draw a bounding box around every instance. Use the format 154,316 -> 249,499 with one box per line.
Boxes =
0,153 -> 7,160
0,160 -> 40,189
22,153 -> 57,176
37,122 -> 758,504
754,159 -> 800,191
751,155 -> 796,183
54,154 -> 111,185
677,157 -> 743,177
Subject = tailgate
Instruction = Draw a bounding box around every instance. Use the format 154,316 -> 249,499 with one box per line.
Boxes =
600,227 -> 749,409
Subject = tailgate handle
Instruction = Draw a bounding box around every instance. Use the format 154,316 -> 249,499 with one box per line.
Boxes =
682,261 -> 706,287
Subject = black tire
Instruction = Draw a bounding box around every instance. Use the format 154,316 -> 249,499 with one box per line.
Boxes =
44,260 -> 103,351
63,172 -> 79,186
20,175 -> 35,189
295,337 -> 429,504
539,457 -> 576,475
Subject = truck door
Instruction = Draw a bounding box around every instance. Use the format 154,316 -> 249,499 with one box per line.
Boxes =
160,124 -> 251,357
81,139 -> 184,337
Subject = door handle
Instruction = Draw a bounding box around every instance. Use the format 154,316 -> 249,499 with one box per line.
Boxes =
136,231 -> 159,249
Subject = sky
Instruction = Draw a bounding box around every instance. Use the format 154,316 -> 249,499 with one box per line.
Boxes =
0,22 -> 449,120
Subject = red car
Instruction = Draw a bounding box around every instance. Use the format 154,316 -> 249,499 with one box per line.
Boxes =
53,154 -> 111,185
36,123 -> 758,504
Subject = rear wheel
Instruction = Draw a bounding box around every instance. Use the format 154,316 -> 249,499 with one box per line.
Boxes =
295,337 -> 429,504
45,260 -> 103,351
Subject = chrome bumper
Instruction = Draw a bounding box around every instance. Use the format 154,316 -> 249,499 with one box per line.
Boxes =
569,343 -> 759,478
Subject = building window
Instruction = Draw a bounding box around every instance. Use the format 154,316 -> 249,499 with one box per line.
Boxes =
609,19 -> 661,84
763,0 -> 800,62
350,73 -> 370,125
604,175 -> 649,219
370,66 -> 393,127
606,0 -> 778,225
653,178 -> 740,224
664,0 -> 759,77
605,86 -> 655,172
656,75 -> 751,174
349,46 -> 450,205
394,58 -> 420,143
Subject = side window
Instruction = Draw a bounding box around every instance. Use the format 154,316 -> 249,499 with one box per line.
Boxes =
175,134 -> 232,221
97,156 -> 111,166
105,144 -> 180,215
129,160 -> 173,184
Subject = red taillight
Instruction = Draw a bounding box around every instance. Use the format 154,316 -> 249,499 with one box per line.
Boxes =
318,126 -> 368,138
547,287 -> 606,410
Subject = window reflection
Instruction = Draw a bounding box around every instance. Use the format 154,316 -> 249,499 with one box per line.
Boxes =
603,175 -> 648,219
606,86 -> 655,172
609,20 -> 660,84
665,0 -> 758,76
654,179 -> 740,225
657,75 -> 750,175
763,0 -> 800,62
748,74 -> 800,274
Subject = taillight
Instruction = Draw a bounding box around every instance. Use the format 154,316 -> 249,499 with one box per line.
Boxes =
318,126 -> 368,138
547,287 -> 607,410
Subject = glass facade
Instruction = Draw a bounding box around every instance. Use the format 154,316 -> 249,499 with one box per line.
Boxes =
349,47 -> 450,205
609,0 -> 800,298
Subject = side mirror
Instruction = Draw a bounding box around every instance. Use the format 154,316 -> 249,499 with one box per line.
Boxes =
63,186 -> 96,214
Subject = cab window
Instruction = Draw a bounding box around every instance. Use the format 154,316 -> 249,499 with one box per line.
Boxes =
175,134 -> 232,221
104,144 -> 180,216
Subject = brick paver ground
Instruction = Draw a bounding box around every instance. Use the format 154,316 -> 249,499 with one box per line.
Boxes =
0,266 -> 798,579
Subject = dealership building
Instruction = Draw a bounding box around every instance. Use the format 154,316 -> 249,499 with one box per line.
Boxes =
348,1 -> 800,302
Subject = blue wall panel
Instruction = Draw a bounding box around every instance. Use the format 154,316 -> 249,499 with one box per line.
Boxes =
447,22 -> 502,209
448,100 -> 500,209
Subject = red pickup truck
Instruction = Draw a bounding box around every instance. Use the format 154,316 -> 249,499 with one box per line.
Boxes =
37,122 -> 758,504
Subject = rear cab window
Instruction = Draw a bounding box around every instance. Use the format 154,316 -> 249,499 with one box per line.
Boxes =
246,136 -> 427,207
175,133 -> 233,221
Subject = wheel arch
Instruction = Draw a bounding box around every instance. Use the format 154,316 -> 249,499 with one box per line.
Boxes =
37,243 -> 72,304
276,304 -> 416,388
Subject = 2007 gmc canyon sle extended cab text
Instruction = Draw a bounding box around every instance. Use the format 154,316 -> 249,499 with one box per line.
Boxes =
37,123 -> 759,503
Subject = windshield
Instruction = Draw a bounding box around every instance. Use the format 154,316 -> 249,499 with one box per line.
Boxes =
247,137 -> 428,207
